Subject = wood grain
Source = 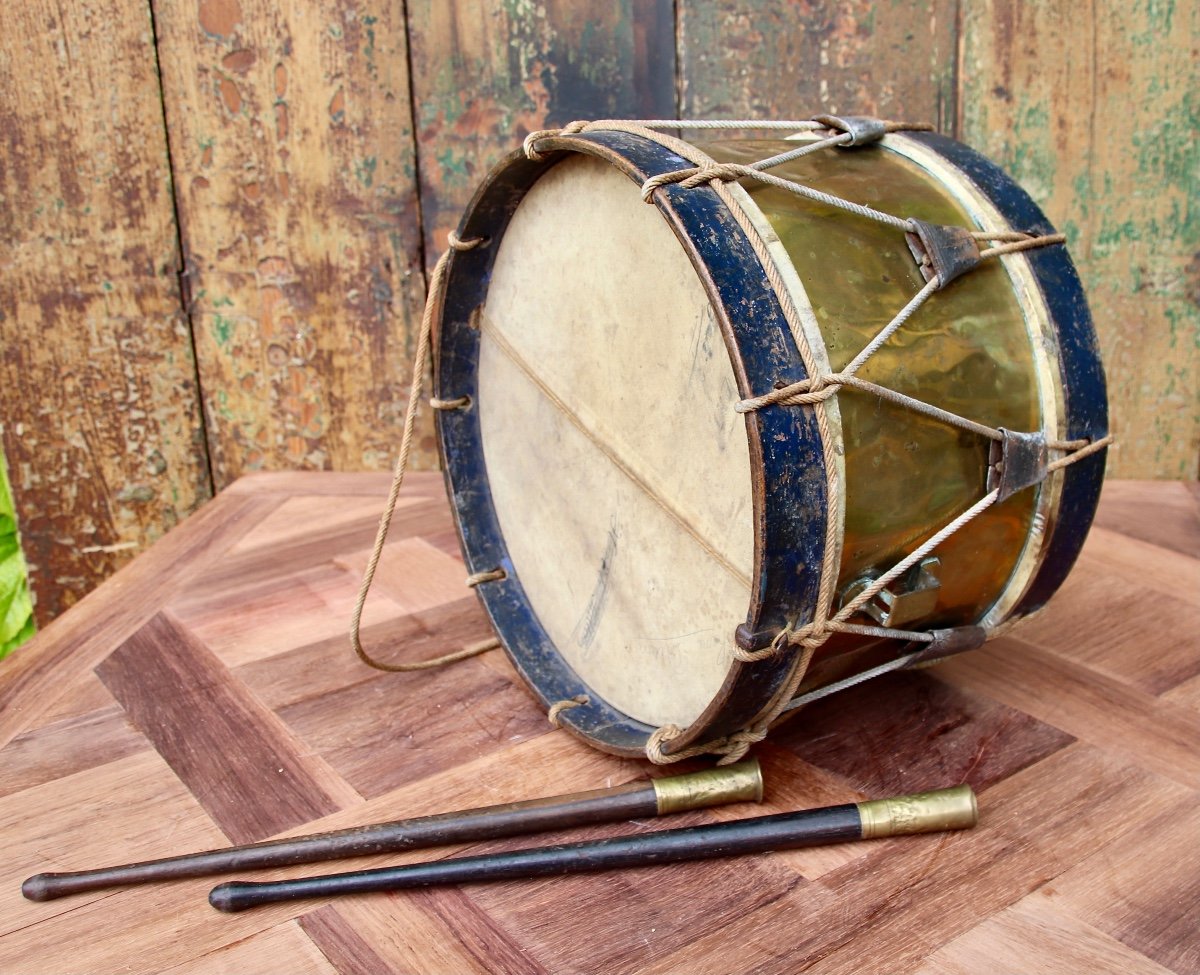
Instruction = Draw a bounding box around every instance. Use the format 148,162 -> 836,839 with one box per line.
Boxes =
1,473 -> 1196,974
934,637 -> 1200,789
152,0 -> 431,486
1032,799 -> 1200,973
96,611 -> 354,843
405,0 -> 675,261
915,896 -> 1177,975
0,703 -> 145,799
0,0 -> 212,623
0,488 -> 280,751
1090,480 -> 1200,558
162,920 -> 340,975
298,905 -> 397,975
677,0 -> 958,129
277,656 -> 548,800
960,0 -> 1200,479
771,666 -> 1075,795
5,3 -> 1197,638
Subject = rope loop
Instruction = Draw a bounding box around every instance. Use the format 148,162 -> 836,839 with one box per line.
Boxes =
547,694 -> 589,727
731,619 -> 827,663
465,568 -> 506,587
446,230 -> 484,252
523,120 -> 590,160
350,231 -> 493,674
646,722 -> 775,766
645,724 -> 687,764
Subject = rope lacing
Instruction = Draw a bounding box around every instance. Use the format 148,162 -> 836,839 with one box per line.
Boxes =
353,117 -> 1109,765
518,117 -> 1109,765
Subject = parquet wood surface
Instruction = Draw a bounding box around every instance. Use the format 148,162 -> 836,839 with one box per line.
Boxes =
2,474 -> 1196,975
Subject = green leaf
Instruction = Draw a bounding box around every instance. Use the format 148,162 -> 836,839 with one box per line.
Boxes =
0,450 -> 34,659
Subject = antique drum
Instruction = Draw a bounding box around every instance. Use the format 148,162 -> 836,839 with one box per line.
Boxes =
428,117 -> 1109,763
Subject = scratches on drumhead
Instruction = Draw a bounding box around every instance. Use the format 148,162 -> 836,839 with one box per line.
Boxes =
574,519 -> 619,652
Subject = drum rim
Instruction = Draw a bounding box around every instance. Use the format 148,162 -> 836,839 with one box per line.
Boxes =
435,129 -> 831,757
434,126 -> 1108,760
905,131 -> 1108,615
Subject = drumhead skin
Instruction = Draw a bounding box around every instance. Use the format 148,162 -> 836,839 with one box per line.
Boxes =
434,126 -> 1107,758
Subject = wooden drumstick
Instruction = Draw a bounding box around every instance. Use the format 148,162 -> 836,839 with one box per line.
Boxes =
22,760 -> 762,902
209,785 -> 978,912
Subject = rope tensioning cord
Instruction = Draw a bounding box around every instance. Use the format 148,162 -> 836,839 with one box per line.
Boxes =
351,116 -> 1111,764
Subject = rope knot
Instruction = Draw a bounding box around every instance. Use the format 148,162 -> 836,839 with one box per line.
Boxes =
645,722 -> 767,766
796,374 -> 844,401
735,373 -> 846,413
645,723 -> 686,765
716,726 -> 769,765
523,120 -> 592,160
640,162 -> 756,202
681,162 -> 751,187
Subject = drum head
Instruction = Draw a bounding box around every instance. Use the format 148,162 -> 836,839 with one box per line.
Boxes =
434,126 -> 1106,758
477,153 -> 754,729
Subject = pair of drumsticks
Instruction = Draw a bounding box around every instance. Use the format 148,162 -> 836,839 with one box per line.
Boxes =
22,760 -> 976,912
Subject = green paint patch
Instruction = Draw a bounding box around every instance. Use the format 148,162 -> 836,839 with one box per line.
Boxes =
211,313 -> 236,348
1094,217 -> 1141,255
1005,98 -> 1056,200
362,13 -> 378,79
214,389 -> 235,421
115,485 -> 156,504
435,147 -> 471,187
423,66 -> 469,129
354,156 -> 378,188
212,295 -> 234,307
1060,218 -> 1083,250
1130,0 -> 1177,43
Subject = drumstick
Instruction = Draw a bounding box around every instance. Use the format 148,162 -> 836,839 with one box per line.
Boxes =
22,761 -> 762,902
209,785 -> 977,912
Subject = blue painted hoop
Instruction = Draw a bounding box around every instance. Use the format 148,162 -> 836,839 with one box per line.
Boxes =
434,127 -> 1107,758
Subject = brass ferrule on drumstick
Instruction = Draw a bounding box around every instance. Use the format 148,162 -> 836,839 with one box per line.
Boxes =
856,784 -> 978,838
209,785 -> 978,913
20,760 -> 762,902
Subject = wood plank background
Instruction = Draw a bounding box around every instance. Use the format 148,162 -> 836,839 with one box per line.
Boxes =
1,473 -> 1197,973
2,0 -> 1196,628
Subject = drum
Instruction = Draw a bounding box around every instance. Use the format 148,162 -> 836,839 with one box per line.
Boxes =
431,117 -> 1108,762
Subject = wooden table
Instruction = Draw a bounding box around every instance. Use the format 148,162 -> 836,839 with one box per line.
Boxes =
2,473 -> 1197,974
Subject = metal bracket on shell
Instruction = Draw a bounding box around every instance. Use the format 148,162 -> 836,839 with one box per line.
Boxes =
904,625 -> 989,666
812,114 -> 888,146
988,429 -> 1049,503
906,219 -> 983,289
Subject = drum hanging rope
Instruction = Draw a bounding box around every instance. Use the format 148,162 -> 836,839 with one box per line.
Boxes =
348,230 -> 503,673
351,116 -> 1111,762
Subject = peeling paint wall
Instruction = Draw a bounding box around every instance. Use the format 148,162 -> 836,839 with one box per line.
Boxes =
406,0 -> 675,259
961,0 -> 1199,480
0,0 -> 1195,625
0,0 -> 212,622
153,0 -> 430,485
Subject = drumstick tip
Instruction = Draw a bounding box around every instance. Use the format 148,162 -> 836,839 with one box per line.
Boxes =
208,881 -> 248,913
21,873 -> 55,902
